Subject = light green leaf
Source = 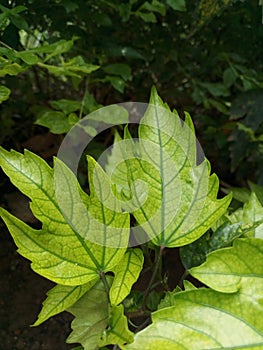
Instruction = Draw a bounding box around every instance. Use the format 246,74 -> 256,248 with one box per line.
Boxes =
0,85 -> 10,103
227,192 -> 263,238
99,304 -> 134,347
33,279 -> 98,326
87,105 -> 129,125
243,193 -> 263,238
35,111 -> 71,134
0,62 -> 26,76
108,87 -> 231,247
63,55 -> 100,74
44,38 -> 77,62
110,249 -> 144,306
183,280 -> 197,291
190,238 -> 263,293
125,284 -> 263,349
16,51 -> 39,65
67,279 -> 111,350
0,148 -> 129,285
38,56 -> 99,79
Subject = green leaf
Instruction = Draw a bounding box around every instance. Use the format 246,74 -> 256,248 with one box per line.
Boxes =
35,111 -> 71,134
136,11 -> 156,23
140,1 -> 166,16
227,193 -> 263,239
108,87 -> 231,247
221,185 -> 250,203
98,304 -> 134,347
200,82 -> 230,97
0,62 -> 25,76
49,99 -> 82,114
15,51 -> 39,65
248,181 -> 263,205
0,148 -> 129,285
106,75 -> 125,93
0,85 -> 10,103
223,67 -> 237,87
166,0 -> 186,11
33,279 -> 98,326
44,38 -> 77,62
190,238 -> 263,293
103,64 -> 131,81
63,56 -> 100,74
125,283 -> 263,349
85,105 -> 129,127
38,57 -> 99,79
180,218 -> 258,270
110,249 -> 144,306
67,279 -> 111,350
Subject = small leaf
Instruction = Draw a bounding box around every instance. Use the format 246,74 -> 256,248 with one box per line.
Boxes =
103,64 -> 131,81
190,238 -> 263,293
33,279 -> 98,326
110,249 -> 144,306
221,185 -> 250,203
166,0 -> 186,11
49,99 -> 82,114
242,193 -> 263,238
248,181 -> 263,205
98,304 -> 134,347
44,38 -> 76,62
67,279 -> 112,350
200,82 -> 230,97
0,85 -> 10,103
136,11 -> 156,23
223,67 -> 237,87
0,62 -> 25,77
106,75 -> 125,93
35,111 -> 71,134
16,51 -> 39,65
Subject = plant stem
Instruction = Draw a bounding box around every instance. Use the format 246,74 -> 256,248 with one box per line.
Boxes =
142,245 -> 165,308
99,270 -> 110,302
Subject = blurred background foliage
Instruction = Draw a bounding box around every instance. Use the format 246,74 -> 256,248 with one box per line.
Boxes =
0,0 -> 263,186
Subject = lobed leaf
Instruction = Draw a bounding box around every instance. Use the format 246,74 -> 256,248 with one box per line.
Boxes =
107,88 -> 231,247
0,148 -> 129,285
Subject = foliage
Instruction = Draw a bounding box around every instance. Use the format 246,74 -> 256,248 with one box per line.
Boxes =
1,89 -> 263,349
0,0 -> 263,185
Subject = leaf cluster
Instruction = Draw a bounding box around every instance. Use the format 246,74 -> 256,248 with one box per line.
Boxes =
1,88 -> 262,349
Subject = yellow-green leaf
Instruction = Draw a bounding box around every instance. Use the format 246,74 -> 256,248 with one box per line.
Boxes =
33,279 -> 98,326
110,249 -> 144,306
0,148 -> 129,285
190,238 -> 263,293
